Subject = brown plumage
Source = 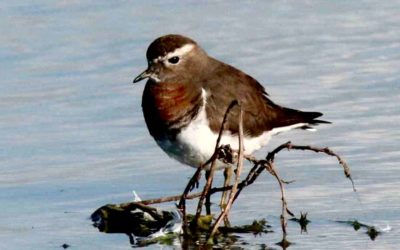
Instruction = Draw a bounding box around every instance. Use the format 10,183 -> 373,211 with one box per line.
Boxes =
142,81 -> 202,139
202,58 -> 328,136
134,34 -> 329,167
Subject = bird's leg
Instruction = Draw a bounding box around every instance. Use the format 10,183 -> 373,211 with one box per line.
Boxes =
205,170 -> 212,215
178,166 -> 203,230
221,166 -> 233,227
220,166 -> 232,211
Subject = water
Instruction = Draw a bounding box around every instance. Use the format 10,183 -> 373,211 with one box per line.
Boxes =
1,1 -> 399,249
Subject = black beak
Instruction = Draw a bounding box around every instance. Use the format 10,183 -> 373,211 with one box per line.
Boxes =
133,68 -> 151,83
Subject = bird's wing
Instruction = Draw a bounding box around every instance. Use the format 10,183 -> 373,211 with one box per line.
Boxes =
203,61 -> 329,137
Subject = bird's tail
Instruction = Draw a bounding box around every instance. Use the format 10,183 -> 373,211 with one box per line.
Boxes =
271,107 -> 330,134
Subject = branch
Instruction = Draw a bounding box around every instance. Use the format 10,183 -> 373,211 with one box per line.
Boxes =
267,141 -> 356,192
209,105 -> 244,242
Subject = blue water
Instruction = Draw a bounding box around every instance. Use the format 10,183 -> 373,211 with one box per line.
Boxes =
1,1 -> 399,249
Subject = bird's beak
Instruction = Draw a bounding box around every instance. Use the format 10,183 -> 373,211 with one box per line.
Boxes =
133,68 -> 151,83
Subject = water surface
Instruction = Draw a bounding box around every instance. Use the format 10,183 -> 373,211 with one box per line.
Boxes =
1,1 -> 399,249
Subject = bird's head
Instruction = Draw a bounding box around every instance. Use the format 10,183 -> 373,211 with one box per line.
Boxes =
133,34 -> 208,84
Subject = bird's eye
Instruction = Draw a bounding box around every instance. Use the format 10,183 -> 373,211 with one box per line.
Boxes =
168,56 -> 180,64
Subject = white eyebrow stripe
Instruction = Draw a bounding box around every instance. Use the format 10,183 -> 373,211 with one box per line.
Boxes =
166,43 -> 195,59
151,44 -> 195,64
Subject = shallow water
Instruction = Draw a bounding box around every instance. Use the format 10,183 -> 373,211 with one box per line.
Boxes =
1,1 -> 399,249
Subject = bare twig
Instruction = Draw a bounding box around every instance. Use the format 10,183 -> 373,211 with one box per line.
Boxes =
124,141 -> 354,211
123,191 -> 204,207
266,141 -> 356,192
177,166 -> 202,229
208,106 -> 244,242
177,101 -> 239,212
105,137 -> 355,247
265,160 -> 292,243
289,143 -> 355,191
190,101 -> 239,230
193,158 -> 218,227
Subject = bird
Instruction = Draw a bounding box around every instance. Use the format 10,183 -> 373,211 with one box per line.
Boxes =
133,34 -> 329,171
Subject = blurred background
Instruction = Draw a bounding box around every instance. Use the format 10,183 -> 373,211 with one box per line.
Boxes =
0,1 -> 399,249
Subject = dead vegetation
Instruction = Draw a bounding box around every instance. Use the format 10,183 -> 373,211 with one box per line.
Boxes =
91,101 -> 374,248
